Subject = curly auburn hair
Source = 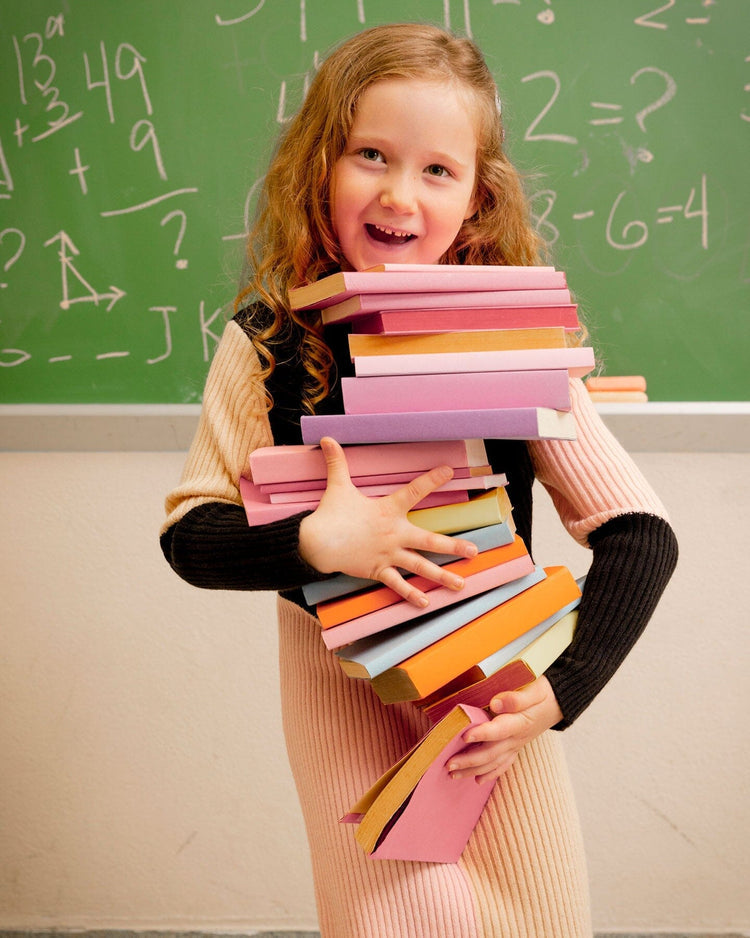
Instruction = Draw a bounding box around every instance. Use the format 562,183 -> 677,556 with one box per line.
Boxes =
236,22 -> 547,412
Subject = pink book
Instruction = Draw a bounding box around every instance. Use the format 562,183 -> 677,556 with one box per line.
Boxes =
266,472 -> 508,504
341,704 -> 495,863
321,288 -> 573,324
248,439 -> 488,485
320,554 -> 537,649
240,477 -> 467,525
342,369 -> 571,415
258,464 -> 490,494
289,266 -> 567,310
301,407 -> 577,446
351,305 -> 580,335
353,346 -> 596,378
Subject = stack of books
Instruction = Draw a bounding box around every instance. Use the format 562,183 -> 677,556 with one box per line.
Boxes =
586,374 -> 648,402
289,264 -> 596,445
239,264 -> 595,861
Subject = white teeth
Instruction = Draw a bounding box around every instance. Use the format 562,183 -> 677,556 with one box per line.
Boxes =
375,224 -> 412,238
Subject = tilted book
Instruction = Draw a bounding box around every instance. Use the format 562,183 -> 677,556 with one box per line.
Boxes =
370,566 -> 581,704
406,486 -> 512,536
300,407 -> 577,446
288,266 -> 567,310
419,607 -> 579,724
320,558 -> 541,651
340,703 -> 496,862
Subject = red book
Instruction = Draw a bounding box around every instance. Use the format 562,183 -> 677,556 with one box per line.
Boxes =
351,305 -> 580,335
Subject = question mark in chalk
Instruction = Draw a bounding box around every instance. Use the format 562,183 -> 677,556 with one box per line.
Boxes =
0,228 -> 26,288
160,210 -> 188,270
537,0 -> 554,24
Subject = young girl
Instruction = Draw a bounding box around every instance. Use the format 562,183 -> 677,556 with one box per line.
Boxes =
161,23 -> 678,938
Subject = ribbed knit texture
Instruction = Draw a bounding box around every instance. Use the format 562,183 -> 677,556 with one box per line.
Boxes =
278,596 -> 592,938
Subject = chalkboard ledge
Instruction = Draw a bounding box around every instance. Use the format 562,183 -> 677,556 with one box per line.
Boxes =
2,402 -> 750,453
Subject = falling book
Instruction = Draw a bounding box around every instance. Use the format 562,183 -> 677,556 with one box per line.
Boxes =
300,407 -> 577,446
289,265 -> 567,310
341,703 -> 495,862
370,565 -> 581,704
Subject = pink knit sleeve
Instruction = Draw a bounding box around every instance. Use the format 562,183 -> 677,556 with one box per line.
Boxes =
528,378 -> 668,546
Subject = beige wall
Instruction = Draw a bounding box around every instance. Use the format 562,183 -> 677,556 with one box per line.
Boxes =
1,446 -> 748,933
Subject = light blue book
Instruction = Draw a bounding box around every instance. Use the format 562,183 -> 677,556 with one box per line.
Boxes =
335,565 -> 547,679
301,521 -> 516,606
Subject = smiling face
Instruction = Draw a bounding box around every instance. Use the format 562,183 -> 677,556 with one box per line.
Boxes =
330,79 -> 479,271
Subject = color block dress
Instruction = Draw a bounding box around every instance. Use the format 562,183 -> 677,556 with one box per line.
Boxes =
161,307 -> 678,938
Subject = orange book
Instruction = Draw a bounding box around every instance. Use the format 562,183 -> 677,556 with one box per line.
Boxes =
585,375 -> 646,392
370,566 -> 581,704
348,327 -> 566,359
316,536 -> 529,629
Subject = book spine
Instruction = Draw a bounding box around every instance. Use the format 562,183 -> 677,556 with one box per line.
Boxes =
351,305 -> 580,335
341,370 -> 572,415
347,327 -> 565,358
267,472 -> 507,504
258,465 -> 489,494
352,346 -> 596,378
407,486 -> 512,535
300,407 -> 577,446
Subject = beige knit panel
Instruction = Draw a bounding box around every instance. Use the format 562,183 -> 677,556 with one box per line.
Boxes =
528,377 -> 668,546
162,320 -> 273,532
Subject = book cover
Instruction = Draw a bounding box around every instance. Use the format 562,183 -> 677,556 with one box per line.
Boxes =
370,565 -> 581,703
320,559 -> 542,651
341,369 -> 572,415
289,266 -> 567,310
321,288 -> 573,324
318,534 -> 529,629
350,305 -> 580,335
341,703 -> 495,862
248,439 -> 488,485
300,520 -> 516,606
420,607 -> 579,724
352,345 -> 596,378
300,407 -> 577,446
347,326 -> 566,359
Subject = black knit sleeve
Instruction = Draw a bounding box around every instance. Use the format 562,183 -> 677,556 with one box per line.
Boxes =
160,501 -> 331,595
545,511 -> 678,729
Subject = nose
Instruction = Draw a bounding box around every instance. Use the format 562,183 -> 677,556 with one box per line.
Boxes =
379,171 -> 417,215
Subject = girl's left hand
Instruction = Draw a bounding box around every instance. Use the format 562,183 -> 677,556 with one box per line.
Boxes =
446,676 -> 563,784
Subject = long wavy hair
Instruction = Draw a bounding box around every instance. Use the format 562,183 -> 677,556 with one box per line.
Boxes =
237,22 -> 547,412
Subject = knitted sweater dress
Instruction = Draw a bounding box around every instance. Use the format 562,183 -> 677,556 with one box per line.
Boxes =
161,308 -> 678,938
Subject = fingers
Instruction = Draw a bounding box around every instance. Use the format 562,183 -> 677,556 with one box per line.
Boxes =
318,436 -> 352,488
396,464 -> 455,511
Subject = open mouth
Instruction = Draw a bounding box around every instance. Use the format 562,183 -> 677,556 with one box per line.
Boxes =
366,224 -> 416,246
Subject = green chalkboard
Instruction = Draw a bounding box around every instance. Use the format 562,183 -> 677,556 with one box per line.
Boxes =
1,0 -> 748,403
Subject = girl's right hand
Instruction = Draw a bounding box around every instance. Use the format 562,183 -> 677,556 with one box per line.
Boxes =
298,437 -> 478,607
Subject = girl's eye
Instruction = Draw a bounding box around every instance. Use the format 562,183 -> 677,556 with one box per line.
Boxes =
360,148 -> 383,162
425,164 -> 451,178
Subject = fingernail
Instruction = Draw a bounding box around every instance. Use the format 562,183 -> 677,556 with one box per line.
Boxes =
451,576 -> 464,589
